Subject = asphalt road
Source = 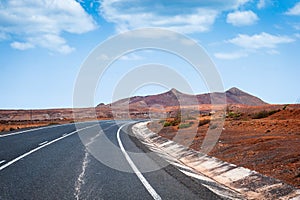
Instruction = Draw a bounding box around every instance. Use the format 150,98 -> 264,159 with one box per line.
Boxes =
0,120 -> 222,200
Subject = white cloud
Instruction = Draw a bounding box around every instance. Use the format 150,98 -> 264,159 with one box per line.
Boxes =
10,42 -> 34,50
226,10 -> 259,26
0,0 -> 97,53
267,49 -> 280,55
100,0 -> 251,34
286,2 -> 300,16
295,33 -> 300,38
293,24 -> 300,30
120,53 -> 143,61
228,32 -> 294,49
257,0 -> 266,9
214,51 -> 248,60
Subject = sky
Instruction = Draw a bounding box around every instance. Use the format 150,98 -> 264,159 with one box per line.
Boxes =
0,0 -> 300,109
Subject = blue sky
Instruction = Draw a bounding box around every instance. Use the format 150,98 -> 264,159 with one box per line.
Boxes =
0,0 -> 300,109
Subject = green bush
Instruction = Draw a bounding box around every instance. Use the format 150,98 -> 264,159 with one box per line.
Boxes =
178,123 -> 191,129
227,111 -> 241,119
163,121 -> 171,127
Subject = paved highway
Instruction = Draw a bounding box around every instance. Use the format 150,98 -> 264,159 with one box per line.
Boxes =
0,120 -> 222,199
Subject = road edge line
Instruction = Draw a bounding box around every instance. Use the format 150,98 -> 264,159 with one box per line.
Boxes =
117,123 -> 162,200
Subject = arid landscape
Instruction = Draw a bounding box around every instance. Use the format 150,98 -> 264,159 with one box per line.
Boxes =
1,87 -> 299,190
149,103 -> 300,189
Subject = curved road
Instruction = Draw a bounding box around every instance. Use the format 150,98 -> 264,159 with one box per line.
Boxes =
0,120 -> 221,200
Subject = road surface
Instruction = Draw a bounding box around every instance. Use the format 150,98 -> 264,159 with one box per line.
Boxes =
0,120 -> 222,199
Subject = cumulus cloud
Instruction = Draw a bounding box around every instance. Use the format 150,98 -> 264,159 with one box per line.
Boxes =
295,33 -> 300,38
286,2 -> 300,16
10,42 -> 34,50
257,0 -> 266,9
214,51 -> 248,60
100,0 -> 250,33
228,32 -> 294,49
0,0 -> 97,53
120,53 -> 143,61
226,10 -> 259,26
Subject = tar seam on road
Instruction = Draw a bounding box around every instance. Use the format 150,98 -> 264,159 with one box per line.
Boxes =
74,149 -> 89,200
117,123 -> 162,200
0,124 -> 98,171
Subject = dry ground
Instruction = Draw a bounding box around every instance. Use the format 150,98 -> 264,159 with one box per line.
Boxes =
149,104 -> 300,188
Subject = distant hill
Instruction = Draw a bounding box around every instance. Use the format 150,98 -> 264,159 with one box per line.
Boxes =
98,87 -> 267,108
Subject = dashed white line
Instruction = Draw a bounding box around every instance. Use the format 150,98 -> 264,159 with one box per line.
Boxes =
0,160 -> 6,165
0,124 -> 98,171
117,123 -> 162,200
38,141 -> 48,146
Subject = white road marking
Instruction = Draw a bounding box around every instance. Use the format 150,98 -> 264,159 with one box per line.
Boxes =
0,120 -> 99,138
0,160 -> 5,165
179,169 -> 217,182
179,169 -> 243,199
0,124 -> 98,171
117,123 -> 162,200
169,161 -> 192,171
0,124 -> 67,138
38,141 -> 48,146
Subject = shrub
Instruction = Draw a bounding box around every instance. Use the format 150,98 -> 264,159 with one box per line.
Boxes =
173,111 -> 181,126
252,109 -> 280,119
163,121 -> 171,127
268,109 -> 280,115
159,120 -> 165,124
198,119 -> 210,127
227,111 -> 241,119
178,123 -> 191,129
252,110 -> 269,119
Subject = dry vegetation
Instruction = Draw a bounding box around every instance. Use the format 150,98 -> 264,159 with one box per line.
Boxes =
149,104 -> 300,189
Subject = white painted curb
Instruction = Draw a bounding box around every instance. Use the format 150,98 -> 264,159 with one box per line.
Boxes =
132,122 -> 300,200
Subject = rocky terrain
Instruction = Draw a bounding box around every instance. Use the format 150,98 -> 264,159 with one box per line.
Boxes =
148,104 -> 300,189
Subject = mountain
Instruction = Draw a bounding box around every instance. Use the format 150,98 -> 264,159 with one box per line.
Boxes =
99,87 -> 267,108
225,87 -> 266,106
